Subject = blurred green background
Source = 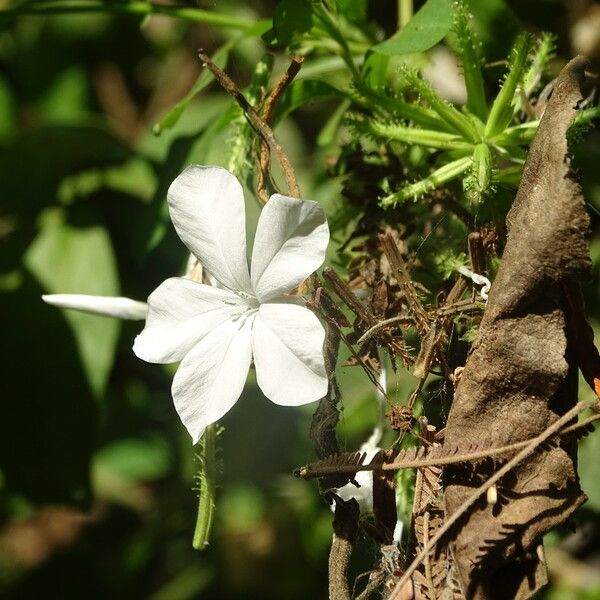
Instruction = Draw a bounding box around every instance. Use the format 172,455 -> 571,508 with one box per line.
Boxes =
1,0 -> 600,598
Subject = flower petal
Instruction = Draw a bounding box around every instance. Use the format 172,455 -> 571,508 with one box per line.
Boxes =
250,194 -> 329,301
172,315 -> 254,443
42,294 -> 147,320
167,165 -> 252,293
133,277 -> 247,364
252,303 -> 327,406
334,445 -> 381,515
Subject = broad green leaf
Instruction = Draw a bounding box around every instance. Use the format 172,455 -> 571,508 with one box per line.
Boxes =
25,207 -> 120,396
373,0 -> 453,56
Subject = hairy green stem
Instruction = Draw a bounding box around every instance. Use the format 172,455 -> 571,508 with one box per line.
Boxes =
362,119 -> 473,151
193,424 -> 218,551
485,33 -> 531,137
381,156 -> 472,206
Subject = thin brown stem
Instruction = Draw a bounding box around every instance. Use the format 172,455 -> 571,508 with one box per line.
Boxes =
198,50 -> 300,198
256,55 -> 304,202
380,233 -> 429,332
296,412 -> 600,478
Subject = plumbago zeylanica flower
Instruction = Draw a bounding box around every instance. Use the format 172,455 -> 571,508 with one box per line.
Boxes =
43,165 -> 330,442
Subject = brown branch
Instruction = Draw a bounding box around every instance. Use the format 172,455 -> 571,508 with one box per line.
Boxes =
198,49 -> 300,198
256,55 -> 304,202
323,267 -> 377,327
330,499 -> 360,600
310,280 -> 344,485
262,55 -> 304,123
388,401 -> 596,599
357,315 -> 415,345
296,412 -> 600,478
467,232 -> 486,276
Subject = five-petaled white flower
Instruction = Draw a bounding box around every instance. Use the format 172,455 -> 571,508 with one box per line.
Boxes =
43,165 -> 330,443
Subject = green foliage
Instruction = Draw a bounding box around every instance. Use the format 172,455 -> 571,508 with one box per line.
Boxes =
373,0 -> 453,56
264,0 -> 315,46
485,33 -> 531,137
451,4 -> 486,120
25,207 -> 120,396
0,1 -> 598,598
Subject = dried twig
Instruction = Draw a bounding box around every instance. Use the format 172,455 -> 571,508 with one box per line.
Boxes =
198,49 -> 300,198
296,412 -> 600,478
380,233 -> 429,332
324,267 -> 377,328
257,55 -> 304,201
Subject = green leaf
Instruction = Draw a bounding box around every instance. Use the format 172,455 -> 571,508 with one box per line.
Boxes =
272,79 -> 349,125
451,4 -> 487,120
264,0 -> 314,46
25,206 -> 120,396
332,0 -> 367,23
40,66 -> 89,122
317,99 -> 351,146
94,437 -> 172,483
153,44 -> 230,135
373,0 -> 453,56
484,33 -> 531,137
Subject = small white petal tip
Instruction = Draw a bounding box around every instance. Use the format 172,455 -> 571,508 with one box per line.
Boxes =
42,294 -> 147,320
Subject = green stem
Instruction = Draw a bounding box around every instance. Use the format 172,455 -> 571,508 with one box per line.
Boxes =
399,0 -> 413,28
0,1 -> 259,29
312,5 -> 361,81
484,33 -> 531,138
364,120 -> 473,151
193,424 -> 218,551
490,120 -> 539,147
401,68 -> 480,142
351,85 -> 447,131
381,156 -> 472,206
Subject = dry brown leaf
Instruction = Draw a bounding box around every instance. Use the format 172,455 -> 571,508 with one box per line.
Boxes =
443,56 -> 592,599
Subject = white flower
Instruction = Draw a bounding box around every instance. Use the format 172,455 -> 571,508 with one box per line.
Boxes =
43,165 -> 330,443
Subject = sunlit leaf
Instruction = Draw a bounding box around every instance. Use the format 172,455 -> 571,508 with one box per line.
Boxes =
373,0 -> 453,56
25,206 -> 120,396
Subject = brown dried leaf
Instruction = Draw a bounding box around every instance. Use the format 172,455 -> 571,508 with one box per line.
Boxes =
443,56 -> 592,599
